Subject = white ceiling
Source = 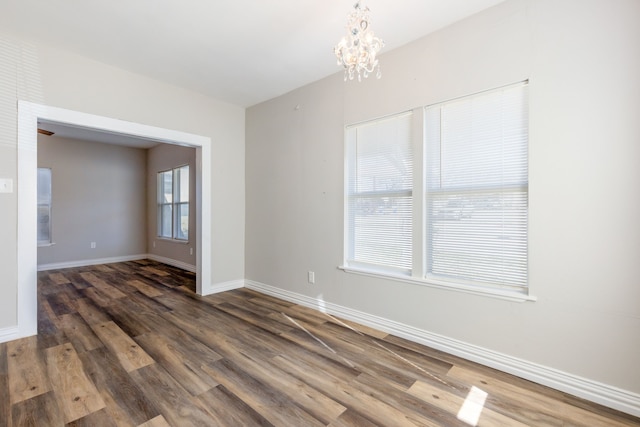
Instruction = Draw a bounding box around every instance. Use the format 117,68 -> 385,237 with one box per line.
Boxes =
37,120 -> 161,149
1,0 -> 505,108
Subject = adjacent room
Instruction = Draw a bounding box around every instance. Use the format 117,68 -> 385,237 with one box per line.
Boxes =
0,0 -> 638,425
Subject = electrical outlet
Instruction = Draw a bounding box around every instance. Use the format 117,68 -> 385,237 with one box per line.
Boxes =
90,242 -> 96,249
190,248 -> 193,255
0,178 -> 13,193
308,271 -> 315,284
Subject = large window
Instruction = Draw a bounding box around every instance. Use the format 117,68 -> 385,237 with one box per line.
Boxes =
345,112 -> 413,273
37,167 -> 52,246
425,82 -> 529,290
157,165 -> 189,241
343,82 -> 529,296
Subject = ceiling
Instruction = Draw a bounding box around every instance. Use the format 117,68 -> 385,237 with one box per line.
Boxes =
37,120 -> 161,149
1,0 -> 505,108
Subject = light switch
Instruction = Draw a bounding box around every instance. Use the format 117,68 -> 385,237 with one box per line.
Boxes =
0,178 -> 13,193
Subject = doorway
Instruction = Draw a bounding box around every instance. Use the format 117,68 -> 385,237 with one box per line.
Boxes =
17,101 -> 211,339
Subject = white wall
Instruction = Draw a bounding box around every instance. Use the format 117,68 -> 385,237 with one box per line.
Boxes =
246,0 -> 640,410
0,32 -> 245,330
37,136 -> 147,266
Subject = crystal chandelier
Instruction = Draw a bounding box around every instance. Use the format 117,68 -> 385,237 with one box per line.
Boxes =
334,1 -> 384,82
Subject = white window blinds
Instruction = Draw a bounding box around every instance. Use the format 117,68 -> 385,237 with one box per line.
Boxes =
346,112 -> 413,272
425,82 -> 528,289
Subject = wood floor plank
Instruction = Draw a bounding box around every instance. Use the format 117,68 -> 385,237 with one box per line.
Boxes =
79,346 -> 160,426
216,346 -> 348,424
126,279 -> 165,298
137,414 -> 172,427
271,352 -> 424,427
36,299 -> 67,349
103,302 -> 154,338
76,297 -> 112,325
196,385 -> 274,426
140,266 -> 170,277
91,321 -> 155,372
129,363 -> 220,427
7,336 -> 51,404
354,372 -> 460,427
66,408 -> 117,427
10,391 -> 65,426
202,358 -> 326,427
46,283 -> 81,316
408,379 -> 530,426
59,313 -> 104,353
45,342 -> 106,423
328,408 -> 380,427
49,272 -> 71,284
80,272 -> 127,299
134,332 -> 221,396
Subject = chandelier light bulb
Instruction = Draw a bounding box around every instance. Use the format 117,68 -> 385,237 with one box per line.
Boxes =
334,1 -> 384,82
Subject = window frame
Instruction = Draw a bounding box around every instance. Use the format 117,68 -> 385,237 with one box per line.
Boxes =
157,165 -> 189,242
341,81 -> 535,302
343,111 -> 414,276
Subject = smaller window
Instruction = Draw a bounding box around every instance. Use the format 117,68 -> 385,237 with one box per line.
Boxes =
345,111 -> 414,273
37,168 -> 52,246
157,165 -> 189,241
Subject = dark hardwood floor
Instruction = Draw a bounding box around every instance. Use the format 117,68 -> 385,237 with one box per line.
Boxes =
0,259 -> 638,426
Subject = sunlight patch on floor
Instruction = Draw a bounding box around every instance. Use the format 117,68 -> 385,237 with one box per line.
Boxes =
457,385 -> 488,426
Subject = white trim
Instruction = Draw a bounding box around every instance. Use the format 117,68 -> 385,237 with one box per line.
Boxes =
205,279 -> 244,295
339,265 -> 537,303
17,101 -> 212,341
244,279 -> 640,418
37,254 -> 148,272
0,326 -> 20,344
146,254 -> 196,273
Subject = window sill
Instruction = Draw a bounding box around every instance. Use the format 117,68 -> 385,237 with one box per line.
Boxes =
338,265 -> 537,303
157,237 -> 190,244
38,242 -> 56,247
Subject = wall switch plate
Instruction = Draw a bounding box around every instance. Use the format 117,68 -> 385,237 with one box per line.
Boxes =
90,242 -> 96,249
0,178 -> 13,193
308,271 -> 315,284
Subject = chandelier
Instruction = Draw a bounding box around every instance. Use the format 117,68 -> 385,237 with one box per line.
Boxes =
334,1 -> 384,82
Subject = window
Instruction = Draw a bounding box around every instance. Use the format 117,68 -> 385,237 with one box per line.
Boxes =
345,112 -> 413,273
425,82 -> 528,290
37,167 -> 52,245
157,165 -> 189,241
343,82 -> 529,297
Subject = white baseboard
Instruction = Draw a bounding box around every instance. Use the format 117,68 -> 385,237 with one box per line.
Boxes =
244,279 -> 640,418
0,326 -> 20,344
204,279 -> 245,296
145,254 -> 196,273
37,254 -> 148,271
37,254 -> 197,273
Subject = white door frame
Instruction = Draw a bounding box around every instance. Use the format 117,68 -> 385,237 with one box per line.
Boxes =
16,101 -> 211,339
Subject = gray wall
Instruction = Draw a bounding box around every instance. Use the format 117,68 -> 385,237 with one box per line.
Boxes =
37,136 -> 146,266
147,143 -> 197,267
246,0 -> 640,397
